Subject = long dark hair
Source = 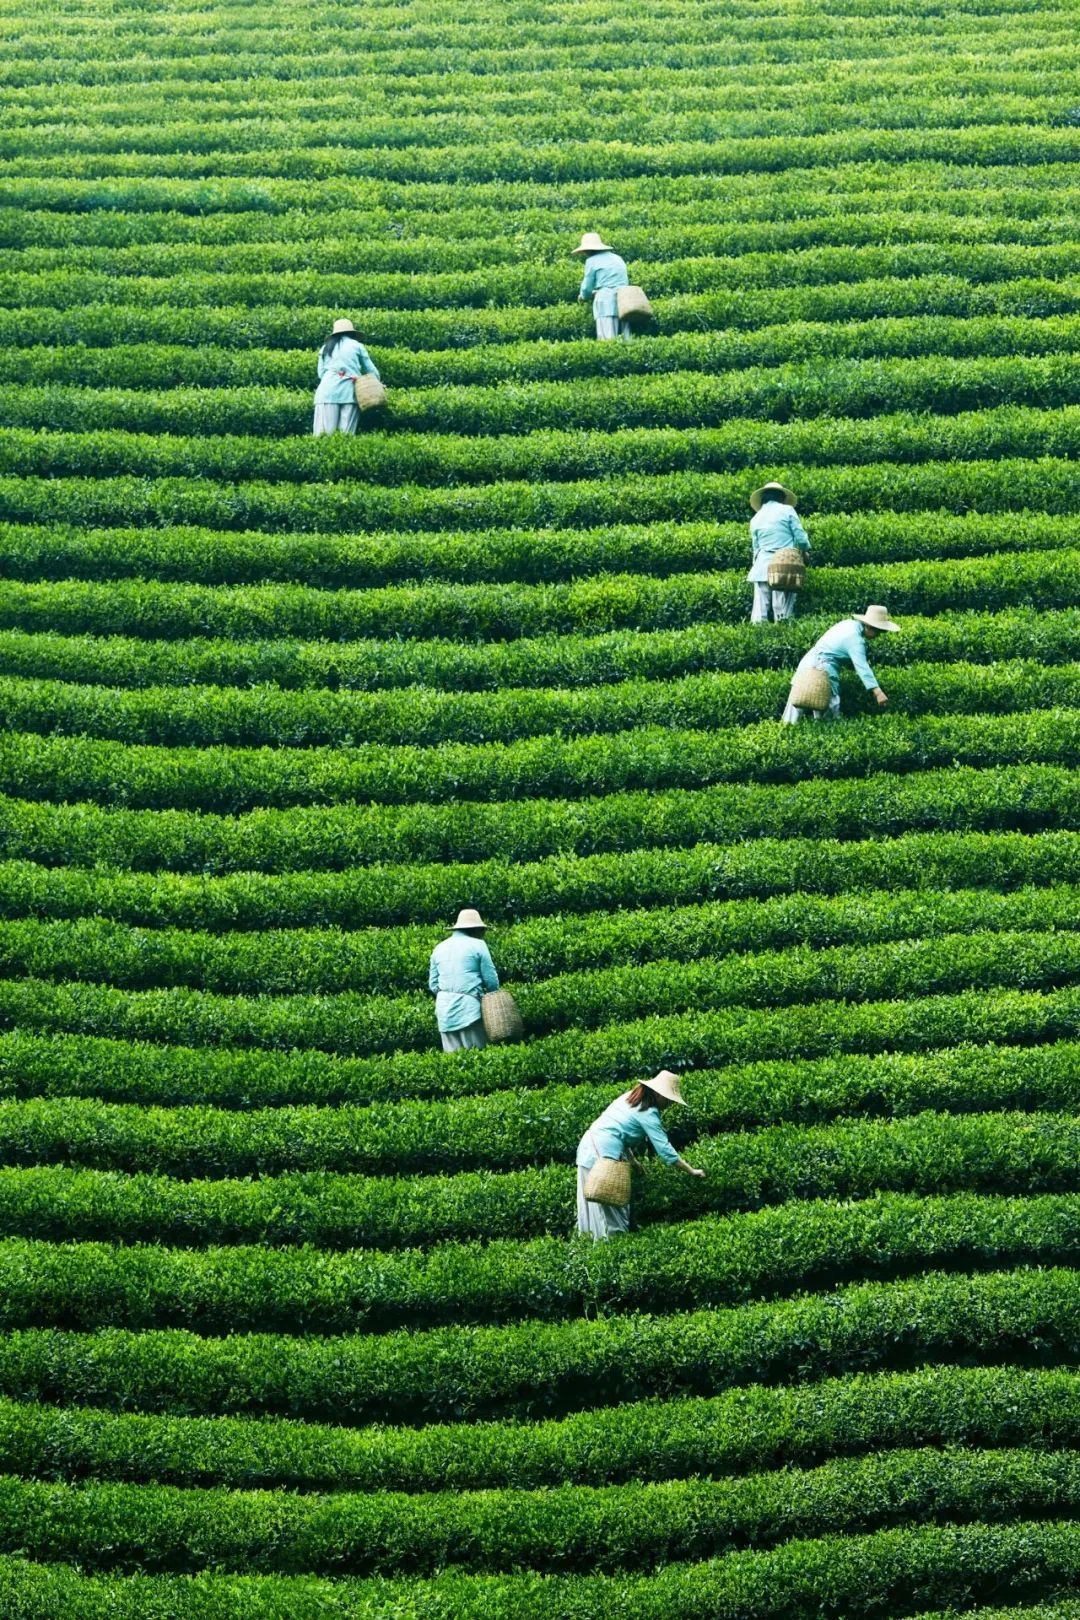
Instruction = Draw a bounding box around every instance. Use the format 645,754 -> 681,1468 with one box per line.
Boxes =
625,1083 -> 664,1111
320,331 -> 358,361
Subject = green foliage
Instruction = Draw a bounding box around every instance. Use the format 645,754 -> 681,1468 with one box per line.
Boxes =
4,0 -> 1080,1604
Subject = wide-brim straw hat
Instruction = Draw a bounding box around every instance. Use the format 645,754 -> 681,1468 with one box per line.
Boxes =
644,1070 -> 686,1106
452,908 -> 487,930
750,482 -> 797,511
571,232 -> 613,255
853,604 -> 901,633
332,318 -> 357,334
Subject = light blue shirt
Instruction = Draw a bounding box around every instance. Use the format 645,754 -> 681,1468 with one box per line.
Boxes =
428,930 -> 500,1034
576,1096 -> 680,1169
314,336 -> 379,405
748,500 -> 810,583
578,251 -> 629,320
798,618 -> 881,695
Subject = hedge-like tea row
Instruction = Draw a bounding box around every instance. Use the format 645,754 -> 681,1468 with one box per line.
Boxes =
0,1191 -> 1078,1332
2,927 -> 1080,1060
8,352 -> 1080,440
7,117 -> 1080,178
0,1518 -> 1078,1619
1,1038 -> 1079,1178
5,406 -> 1080,490
0,1263 -> 1071,1425
1,606 -> 1076,696
6,660 -> 1078,750
7,235 -> 1080,312
5,819 -> 1080,930
1,980 -> 1078,1109
2,762 -> 1078,875
8,1369 -> 1080,1501
3,266 -> 1074,351
0,543 -> 1071,646
10,196 -> 1079,271
6,707 -> 1080,815
1,1446 -> 1079,1576
4,510 -> 1076,592
3,878 -> 1078,998
2,1111 -> 1080,1248
6,311 -> 1080,393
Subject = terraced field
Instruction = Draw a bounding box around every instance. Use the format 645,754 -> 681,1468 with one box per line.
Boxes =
2,0 -> 1080,1614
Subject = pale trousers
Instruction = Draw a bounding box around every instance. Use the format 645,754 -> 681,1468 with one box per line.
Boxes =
751,584 -> 797,623
596,315 -> 633,340
576,1167 -> 631,1239
439,1020 -> 487,1053
313,402 -> 359,436
781,691 -> 842,724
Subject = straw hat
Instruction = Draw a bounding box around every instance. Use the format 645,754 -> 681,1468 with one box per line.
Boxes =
853,605 -> 901,633
452,908 -> 487,930
571,231 -> 613,255
644,1070 -> 686,1106
332,318 -> 357,334
750,482 -> 797,511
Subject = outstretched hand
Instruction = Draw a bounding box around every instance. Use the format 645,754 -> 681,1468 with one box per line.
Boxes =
873,688 -> 889,707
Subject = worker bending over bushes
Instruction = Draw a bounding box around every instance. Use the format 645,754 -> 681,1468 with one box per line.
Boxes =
748,481 -> 810,623
783,604 -> 900,722
313,317 -> 381,435
428,908 -> 500,1052
576,1071 -> 706,1240
573,231 -> 634,340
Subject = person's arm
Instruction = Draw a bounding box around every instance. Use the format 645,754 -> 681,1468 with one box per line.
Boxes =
788,510 -> 810,552
478,943 -> 500,993
317,352 -> 329,379
639,1110 -> 705,1176
578,264 -> 596,302
749,520 -> 761,558
428,954 -> 440,994
848,630 -> 888,705
356,344 -> 380,381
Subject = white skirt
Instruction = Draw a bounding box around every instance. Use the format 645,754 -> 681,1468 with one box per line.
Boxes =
576,1167 -> 631,1239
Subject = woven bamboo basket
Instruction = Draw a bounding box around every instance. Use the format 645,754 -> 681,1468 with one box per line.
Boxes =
616,284 -> 653,323
767,547 -> 806,591
353,373 -> 387,412
481,989 -> 524,1044
584,1156 -> 632,1206
789,665 -> 833,711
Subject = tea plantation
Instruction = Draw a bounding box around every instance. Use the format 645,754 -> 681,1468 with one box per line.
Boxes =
2,0 -> 1080,1613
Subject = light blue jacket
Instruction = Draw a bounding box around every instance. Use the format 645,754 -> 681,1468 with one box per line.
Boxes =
748,500 -> 810,583
578,251 -> 629,320
428,930 -> 500,1034
798,618 -> 881,695
314,335 -> 379,405
576,1095 -> 680,1170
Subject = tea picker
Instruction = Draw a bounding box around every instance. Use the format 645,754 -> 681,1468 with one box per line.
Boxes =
783,605 -> 900,722
572,232 -> 652,339
748,481 -> 810,623
427,908 -> 501,1052
575,1070 -> 705,1240
312,317 -> 383,435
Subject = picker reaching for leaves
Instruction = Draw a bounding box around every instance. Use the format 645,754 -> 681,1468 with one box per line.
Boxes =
573,232 -> 634,340
782,604 -> 900,723
428,908 -> 500,1053
576,1070 -> 705,1240
312,318 -> 381,436
748,481 -> 810,623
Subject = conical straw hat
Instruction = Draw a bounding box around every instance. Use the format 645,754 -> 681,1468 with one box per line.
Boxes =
750,482 -> 797,511
332,318 -> 357,333
571,231 -> 613,255
645,1070 -> 686,1106
452,908 -> 487,930
853,605 -> 900,633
